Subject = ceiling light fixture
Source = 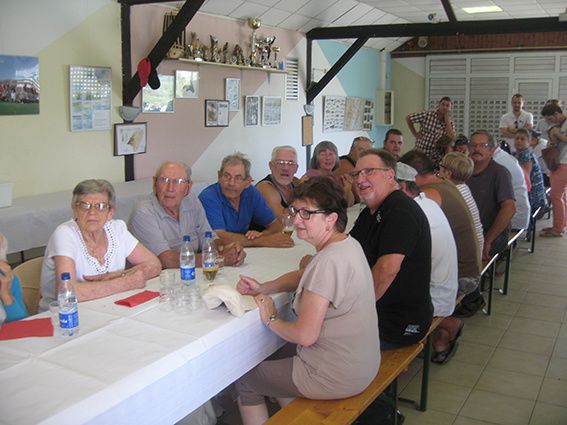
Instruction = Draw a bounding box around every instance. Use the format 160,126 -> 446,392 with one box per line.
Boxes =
463,6 -> 503,14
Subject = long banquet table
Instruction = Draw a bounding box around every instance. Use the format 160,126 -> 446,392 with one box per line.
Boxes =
0,240 -> 316,425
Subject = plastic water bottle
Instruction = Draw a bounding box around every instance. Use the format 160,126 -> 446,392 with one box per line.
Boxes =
58,272 -> 79,337
203,232 -> 217,260
202,231 -> 219,282
180,235 -> 196,285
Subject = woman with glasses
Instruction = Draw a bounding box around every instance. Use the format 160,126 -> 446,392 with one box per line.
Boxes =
38,179 -> 161,312
235,177 -> 380,425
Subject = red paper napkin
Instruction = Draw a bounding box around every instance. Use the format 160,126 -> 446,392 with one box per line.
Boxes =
114,290 -> 159,307
0,318 -> 54,341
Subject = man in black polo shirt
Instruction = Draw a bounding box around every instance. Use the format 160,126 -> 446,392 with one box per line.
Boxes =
350,148 -> 433,349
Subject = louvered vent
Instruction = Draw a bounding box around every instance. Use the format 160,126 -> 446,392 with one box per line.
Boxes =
469,77 -> 508,136
429,58 -> 466,74
428,78 -> 465,134
560,56 -> 567,73
285,58 -> 299,101
471,57 -> 509,74
559,77 -> 567,104
514,56 -> 556,73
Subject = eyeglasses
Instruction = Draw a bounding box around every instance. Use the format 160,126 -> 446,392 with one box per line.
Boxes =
288,205 -> 328,220
75,201 -> 110,212
350,167 -> 391,179
468,143 -> 492,150
273,160 -> 297,167
220,172 -> 246,183
157,176 -> 189,186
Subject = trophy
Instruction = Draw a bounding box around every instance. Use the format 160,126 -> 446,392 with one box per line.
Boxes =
272,45 -> 281,69
248,18 -> 261,66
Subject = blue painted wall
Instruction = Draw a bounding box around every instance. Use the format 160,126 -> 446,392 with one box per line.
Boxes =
317,40 -> 391,145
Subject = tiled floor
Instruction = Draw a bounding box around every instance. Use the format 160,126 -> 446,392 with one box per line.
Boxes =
397,216 -> 567,425
218,216 -> 567,425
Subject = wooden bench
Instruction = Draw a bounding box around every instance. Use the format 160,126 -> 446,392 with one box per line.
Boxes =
402,293 -> 466,411
265,343 -> 424,425
480,252 -> 500,315
498,228 -> 526,296
523,206 -> 543,254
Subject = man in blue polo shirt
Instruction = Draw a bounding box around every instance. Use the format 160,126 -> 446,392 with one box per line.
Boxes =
199,152 -> 294,248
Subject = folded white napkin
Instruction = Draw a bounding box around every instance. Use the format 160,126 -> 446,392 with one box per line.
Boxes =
201,285 -> 256,317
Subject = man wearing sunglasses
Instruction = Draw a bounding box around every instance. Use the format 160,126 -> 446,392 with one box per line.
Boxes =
129,161 -> 246,268
349,148 -> 433,349
199,153 -> 294,248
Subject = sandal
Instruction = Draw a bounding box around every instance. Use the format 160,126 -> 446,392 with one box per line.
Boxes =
431,340 -> 459,365
540,229 -> 563,237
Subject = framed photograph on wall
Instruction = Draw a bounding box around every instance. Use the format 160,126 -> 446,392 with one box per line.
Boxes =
70,65 -> 111,131
244,95 -> 260,127
262,96 -> 282,126
225,78 -> 240,111
205,99 -> 229,127
175,70 -> 198,98
114,122 -> 147,156
142,74 -> 174,113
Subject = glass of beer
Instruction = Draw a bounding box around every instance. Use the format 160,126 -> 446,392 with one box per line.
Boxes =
282,213 -> 295,237
203,251 -> 219,284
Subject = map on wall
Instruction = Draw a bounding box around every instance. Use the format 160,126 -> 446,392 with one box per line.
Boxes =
323,95 -> 345,132
343,97 -> 365,131
69,65 -> 112,132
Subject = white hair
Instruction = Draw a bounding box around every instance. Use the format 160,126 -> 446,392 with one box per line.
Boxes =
271,145 -> 297,162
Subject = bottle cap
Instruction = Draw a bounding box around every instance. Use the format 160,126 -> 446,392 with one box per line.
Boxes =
183,235 -> 190,242
61,272 -> 71,280
205,231 -> 212,238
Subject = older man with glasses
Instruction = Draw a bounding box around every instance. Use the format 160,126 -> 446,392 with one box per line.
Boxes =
129,161 -> 246,269
199,153 -> 294,248
349,148 -> 433,350
256,145 -> 300,220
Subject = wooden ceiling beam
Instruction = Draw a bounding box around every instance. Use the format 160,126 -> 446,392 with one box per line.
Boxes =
306,17 -> 566,40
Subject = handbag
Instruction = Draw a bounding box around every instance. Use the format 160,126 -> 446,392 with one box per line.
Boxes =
541,145 -> 560,172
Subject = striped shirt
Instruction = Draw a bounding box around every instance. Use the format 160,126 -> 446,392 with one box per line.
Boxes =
457,183 -> 484,260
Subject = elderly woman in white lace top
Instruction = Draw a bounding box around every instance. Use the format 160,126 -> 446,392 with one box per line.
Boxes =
38,179 -> 161,312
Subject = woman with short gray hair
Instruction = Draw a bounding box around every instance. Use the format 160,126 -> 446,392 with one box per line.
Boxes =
38,179 -> 161,312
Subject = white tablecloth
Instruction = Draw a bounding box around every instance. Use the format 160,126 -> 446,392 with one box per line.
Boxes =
0,240 -> 315,425
0,179 -> 212,254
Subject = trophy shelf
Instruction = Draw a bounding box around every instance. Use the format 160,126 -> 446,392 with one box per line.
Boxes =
173,58 -> 287,74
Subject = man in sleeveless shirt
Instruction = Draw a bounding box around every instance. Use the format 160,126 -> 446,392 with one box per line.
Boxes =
256,145 -> 300,220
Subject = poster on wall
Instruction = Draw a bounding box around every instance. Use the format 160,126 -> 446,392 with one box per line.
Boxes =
0,55 -> 39,115
69,65 -> 111,131
244,95 -> 260,127
343,97 -> 365,131
175,70 -> 198,98
262,96 -> 282,126
205,99 -> 229,127
114,122 -> 147,156
323,95 -> 345,132
142,75 -> 174,113
225,78 -> 240,111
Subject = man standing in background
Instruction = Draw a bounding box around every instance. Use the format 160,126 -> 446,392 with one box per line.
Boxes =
406,97 -> 456,167
499,93 -> 533,154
